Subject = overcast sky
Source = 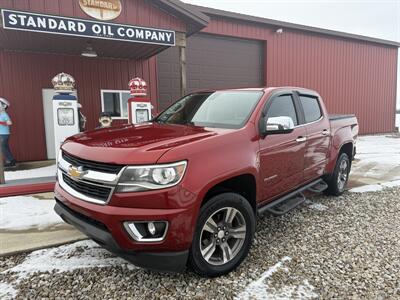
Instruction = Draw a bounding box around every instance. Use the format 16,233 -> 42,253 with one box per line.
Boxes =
183,0 -> 400,108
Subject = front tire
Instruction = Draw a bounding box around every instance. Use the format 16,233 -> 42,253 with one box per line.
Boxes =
188,193 -> 255,277
325,153 -> 350,196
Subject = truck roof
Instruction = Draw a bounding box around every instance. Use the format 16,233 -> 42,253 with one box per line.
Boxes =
193,86 -> 319,95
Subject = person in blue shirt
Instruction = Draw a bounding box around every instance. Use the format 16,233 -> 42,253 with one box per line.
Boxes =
0,97 -> 16,167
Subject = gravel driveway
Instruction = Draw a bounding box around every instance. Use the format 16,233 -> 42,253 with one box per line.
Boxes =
1,186 -> 400,299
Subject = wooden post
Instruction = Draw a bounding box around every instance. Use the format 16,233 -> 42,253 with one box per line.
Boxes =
0,146 -> 5,184
179,46 -> 187,97
177,33 -> 187,97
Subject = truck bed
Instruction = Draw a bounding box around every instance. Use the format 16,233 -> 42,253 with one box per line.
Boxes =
329,114 -> 356,121
329,114 -> 358,146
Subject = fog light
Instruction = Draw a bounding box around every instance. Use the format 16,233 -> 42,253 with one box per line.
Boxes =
123,221 -> 168,242
148,222 -> 156,235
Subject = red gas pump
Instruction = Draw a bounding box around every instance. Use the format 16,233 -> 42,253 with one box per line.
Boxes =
128,77 -> 152,124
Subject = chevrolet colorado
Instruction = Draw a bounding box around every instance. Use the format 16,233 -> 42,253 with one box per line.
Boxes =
54,87 -> 358,277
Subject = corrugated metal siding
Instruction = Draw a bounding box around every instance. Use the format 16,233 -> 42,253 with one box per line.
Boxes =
0,0 -> 186,32
157,33 -> 264,109
0,50 -> 158,161
202,17 -> 398,134
266,31 -> 397,134
202,16 -> 271,40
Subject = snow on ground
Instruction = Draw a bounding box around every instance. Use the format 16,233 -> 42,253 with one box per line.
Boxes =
0,240 -> 133,299
4,164 -> 56,181
382,179 -> 400,188
349,179 -> 400,193
349,184 -> 383,193
236,257 -> 317,300
305,200 -> 329,211
350,135 -> 400,183
0,283 -> 17,300
0,196 -> 62,230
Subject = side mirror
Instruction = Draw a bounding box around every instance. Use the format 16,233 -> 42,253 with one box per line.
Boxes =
262,116 -> 295,136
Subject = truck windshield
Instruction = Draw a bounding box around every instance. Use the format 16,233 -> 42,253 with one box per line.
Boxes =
155,91 -> 263,129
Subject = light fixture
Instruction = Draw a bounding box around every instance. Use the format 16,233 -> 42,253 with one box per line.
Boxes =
276,28 -> 283,34
81,43 -> 97,58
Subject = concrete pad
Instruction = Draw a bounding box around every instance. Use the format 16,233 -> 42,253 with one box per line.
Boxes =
9,160 -> 55,171
0,225 -> 87,256
0,192 -> 86,255
348,134 -> 400,189
31,192 -> 55,200
3,176 -> 55,187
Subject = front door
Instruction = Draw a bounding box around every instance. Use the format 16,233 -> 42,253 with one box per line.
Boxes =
42,89 -> 77,159
258,93 -> 306,201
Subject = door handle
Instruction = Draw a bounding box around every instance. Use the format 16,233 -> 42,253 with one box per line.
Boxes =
296,136 -> 307,143
322,129 -> 330,136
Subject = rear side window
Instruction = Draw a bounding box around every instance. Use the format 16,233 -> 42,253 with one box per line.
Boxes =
300,95 -> 322,123
266,95 -> 298,125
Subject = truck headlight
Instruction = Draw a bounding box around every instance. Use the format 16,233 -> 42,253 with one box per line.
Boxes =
116,161 -> 187,192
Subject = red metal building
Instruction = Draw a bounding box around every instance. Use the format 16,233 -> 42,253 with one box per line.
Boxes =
0,0 -> 398,162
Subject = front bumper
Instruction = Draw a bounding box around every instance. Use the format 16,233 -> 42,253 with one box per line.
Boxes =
55,200 -> 189,272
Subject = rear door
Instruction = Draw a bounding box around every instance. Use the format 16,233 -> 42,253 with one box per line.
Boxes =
258,92 -> 307,201
296,93 -> 330,181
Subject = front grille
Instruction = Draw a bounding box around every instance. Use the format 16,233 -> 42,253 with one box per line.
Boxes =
62,174 -> 112,202
62,151 -> 123,174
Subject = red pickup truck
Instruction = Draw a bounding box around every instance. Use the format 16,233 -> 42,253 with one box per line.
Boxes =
55,87 -> 358,277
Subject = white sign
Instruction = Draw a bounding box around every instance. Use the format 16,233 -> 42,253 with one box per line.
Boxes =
1,9 -> 176,46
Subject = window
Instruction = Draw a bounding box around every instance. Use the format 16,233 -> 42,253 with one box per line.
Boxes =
300,95 -> 322,123
101,90 -> 131,119
266,95 -> 298,125
155,91 -> 263,129
57,108 -> 74,126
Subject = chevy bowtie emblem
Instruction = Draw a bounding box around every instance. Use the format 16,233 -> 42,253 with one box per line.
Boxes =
68,165 -> 87,179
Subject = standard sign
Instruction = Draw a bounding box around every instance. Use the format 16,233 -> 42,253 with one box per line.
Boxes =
1,9 -> 175,46
79,0 -> 122,21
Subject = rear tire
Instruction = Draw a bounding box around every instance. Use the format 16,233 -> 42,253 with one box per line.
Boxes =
188,193 -> 255,277
324,153 -> 350,196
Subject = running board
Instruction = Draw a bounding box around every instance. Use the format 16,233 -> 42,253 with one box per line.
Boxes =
265,193 -> 306,215
307,181 -> 328,193
258,179 -> 324,216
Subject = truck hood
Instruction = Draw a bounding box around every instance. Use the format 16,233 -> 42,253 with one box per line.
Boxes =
62,123 -> 218,165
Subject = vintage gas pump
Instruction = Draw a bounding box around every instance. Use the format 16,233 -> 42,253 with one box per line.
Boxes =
51,72 -> 80,158
128,77 -> 152,124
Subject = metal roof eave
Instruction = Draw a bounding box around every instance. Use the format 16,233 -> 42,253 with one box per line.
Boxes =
189,4 -> 400,48
153,0 -> 210,35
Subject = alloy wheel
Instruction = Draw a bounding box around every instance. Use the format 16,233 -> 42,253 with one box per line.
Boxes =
199,207 -> 247,266
337,159 -> 348,191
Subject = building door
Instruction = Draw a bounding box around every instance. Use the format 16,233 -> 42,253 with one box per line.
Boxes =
42,89 -> 77,159
157,33 -> 264,110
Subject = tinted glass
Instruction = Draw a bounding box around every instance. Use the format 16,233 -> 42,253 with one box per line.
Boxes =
121,92 -> 131,118
103,92 -> 121,117
300,95 -> 322,123
156,91 -> 263,129
266,95 -> 298,125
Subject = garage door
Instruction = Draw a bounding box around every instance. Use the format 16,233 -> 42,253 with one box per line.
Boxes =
157,34 -> 264,110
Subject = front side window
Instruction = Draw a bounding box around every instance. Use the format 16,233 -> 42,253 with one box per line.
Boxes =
102,90 -> 131,118
300,95 -> 322,123
266,95 -> 298,125
155,91 -> 263,129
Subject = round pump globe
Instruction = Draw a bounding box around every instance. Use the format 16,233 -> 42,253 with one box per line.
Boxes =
152,167 -> 177,185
